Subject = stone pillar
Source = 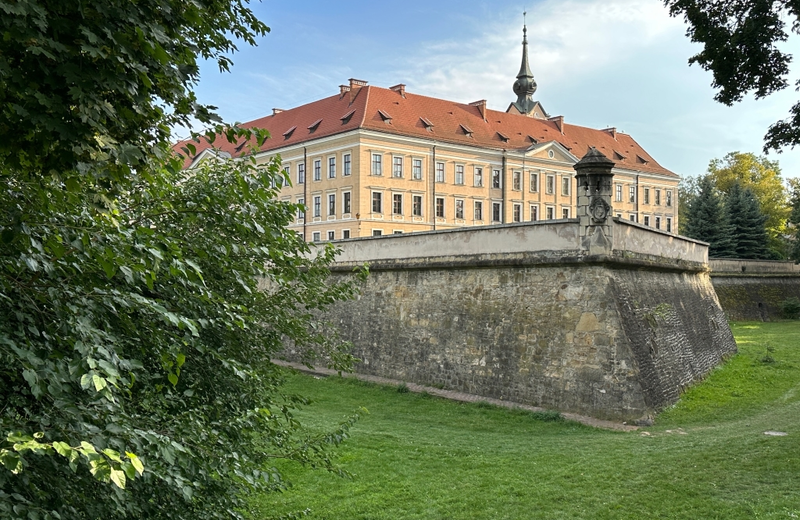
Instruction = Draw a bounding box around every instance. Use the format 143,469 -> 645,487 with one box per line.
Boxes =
574,147 -> 615,255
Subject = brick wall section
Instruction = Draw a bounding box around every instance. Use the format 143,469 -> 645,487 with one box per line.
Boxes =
314,258 -> 736,422
711,276 -> 800,321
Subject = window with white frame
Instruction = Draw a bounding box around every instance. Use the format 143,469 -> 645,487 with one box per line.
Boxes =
372,192 -> 382,213
530,172 -> 539,192
372,229 -> 382,236
655,189 -> 661,205
328,156 -> 336,178
562,177 -> 570,197
629,185 -> 636,203
297,197 -> 305,220
629,214 -> 636,222
327,193 -> 335,216
343,191 -> 351,214
343,153 -> 351,176
455,165 -> 464,185
530,204 -> 538,221
546,206 -> 555,220
615,184 -> 623,202
393,230 -> 403,234
283,165 -> 290,179
455,199 -> 464,219
644,187 -> 650,204
562,207 -> 570,219
513,204 -> 521,222
474,201 -> 483,221
312,231 -> 321,242
412,158 -> 422,180
436,162 -> 445,183
492,202 -> 502,222
412,195 -> 423,216
392,156 -> 403,178
644,215 -> 650,226
546,175 -> 554,194
492,169 -> 502,189
513,171 -> 522,191
297,163 -> 305,184
435,197 -> 445,218
474,167 -> 483,187
313,159 -> 321,181
371,153 -> 382,176
313,196 -> 321,218
655,216 -> 661,230
342,229 -> 350,239
666,190 -> 673,207
327,230 -> 335,241
666,217 -> 672,232
393,193 -> 402,215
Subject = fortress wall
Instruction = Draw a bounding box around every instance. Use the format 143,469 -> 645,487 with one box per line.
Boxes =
316,245 -> 736,422
708,259 -> 800,321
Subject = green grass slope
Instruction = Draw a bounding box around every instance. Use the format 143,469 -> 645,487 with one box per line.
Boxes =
250,322 -> 800,520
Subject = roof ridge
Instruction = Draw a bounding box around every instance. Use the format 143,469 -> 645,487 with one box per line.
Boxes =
357,85 -> 371,128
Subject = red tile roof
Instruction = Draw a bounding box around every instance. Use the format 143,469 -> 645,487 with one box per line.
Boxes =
175,84 -> 676,178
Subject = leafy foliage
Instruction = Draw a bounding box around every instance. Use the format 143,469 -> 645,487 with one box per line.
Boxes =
788,179 -> 800,261
1,145 -> 366,518
683,175 -> 735,257
1,1 -> 367,518
0,0 -> 268,180
665,0 -> 800,150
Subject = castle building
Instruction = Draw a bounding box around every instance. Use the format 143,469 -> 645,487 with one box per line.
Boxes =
181,24 -> 679,241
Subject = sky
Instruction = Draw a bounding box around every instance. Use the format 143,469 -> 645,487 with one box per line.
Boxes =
190,0 -> 800,180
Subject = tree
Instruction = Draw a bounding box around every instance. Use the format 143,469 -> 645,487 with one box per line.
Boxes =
1,2 -> 365,519
684,175 -> 736,257
678,175 -> 700,235
725,182 -> 771,259
788,179 -> 800,261
707,151 -> 789,256
665,0 -> 800,151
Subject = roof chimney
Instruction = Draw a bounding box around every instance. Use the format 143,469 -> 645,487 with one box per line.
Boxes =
469,100 -> 488,121
348,78 -> 368,103
602,127 -> 617,139
339,85 -> 351,96
548,115 -> 564,134
389,84 -> 406,97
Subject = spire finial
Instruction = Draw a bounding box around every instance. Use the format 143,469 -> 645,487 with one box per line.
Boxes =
512,12 -> 537,115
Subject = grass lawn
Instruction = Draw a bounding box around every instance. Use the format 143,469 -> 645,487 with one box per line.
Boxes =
249,322 -> 800,519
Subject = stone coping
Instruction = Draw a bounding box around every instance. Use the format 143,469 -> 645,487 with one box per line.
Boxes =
273,360 -> 640,432
329,249 -> 708,274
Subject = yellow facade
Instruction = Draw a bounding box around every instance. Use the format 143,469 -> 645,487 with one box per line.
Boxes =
258,129 -> 679,242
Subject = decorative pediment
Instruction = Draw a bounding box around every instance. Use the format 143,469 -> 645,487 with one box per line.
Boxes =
524,140 -> 579,163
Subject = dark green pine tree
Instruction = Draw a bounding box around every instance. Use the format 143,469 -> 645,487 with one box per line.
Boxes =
684,175 -> 736,257
726,182 -> 771,259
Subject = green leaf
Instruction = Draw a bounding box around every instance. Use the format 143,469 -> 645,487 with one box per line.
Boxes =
53,442 -> 73,458
126,452 -> 144,476
168,373 -> 178,386
176,353 -> 186,367
0,449 -> 23,474
80,373 -> 93,390
92,374 -> 108,392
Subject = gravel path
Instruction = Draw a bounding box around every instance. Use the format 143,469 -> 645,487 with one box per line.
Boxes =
273,360 -> 639,432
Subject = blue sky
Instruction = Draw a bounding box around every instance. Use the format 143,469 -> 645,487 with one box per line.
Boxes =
190,0 -> 800,180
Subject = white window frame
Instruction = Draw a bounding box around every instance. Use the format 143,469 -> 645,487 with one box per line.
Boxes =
435,162 -> 445,183
455,199 -> 464,219
530,204 -> 539,221
474,166 -> 483,187
313,195 -> 321,218
372,191 -> 383,214
412,158 -> 423,180
530,172 -> 539,193
342,191 -> 352,215
474,200 -> 483,221
492,202 -> 502,222
412,195 -> 423,216
546,206 -> 555,220
327,230 -> 335,241
297,197 -> 305,220
312,231 -> 321,242
328,156 -> 336,178
629,185 -> 636,203
513,171 -> 522,191
562,207 -> 570,219
343,153 -> 351,176
297,163 -> 305,184
342,229 -> 351,239
435,197 -> 445,218
392,156 -> 403,178
666,190 -> 673,207
492,169 -> 502,189
455,164 -> 465,185
513,203 -> 522,222
546,175 -> 555,195
615,184 -> 623,202
313,159 -> 321,181
393,193 -> 403,215
371,153 -> 383,176
327,193 -> 336,217
562,177 -> 570,197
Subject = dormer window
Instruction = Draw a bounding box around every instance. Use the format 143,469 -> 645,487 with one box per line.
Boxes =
283,126 -> 296,140
420,117 -> 434,131
613,151 -> 626,161
340,109 -> 356,124
527,135 -> 538,144
459,124 -> 473,138
378,110 -> 392,123
307,119 -> 322,132
496,131 -> 510,143
636,154 -> 649,165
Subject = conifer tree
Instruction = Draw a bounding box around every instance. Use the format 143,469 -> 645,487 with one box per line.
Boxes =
684,175 -> 736,257
726,182 -> 771,259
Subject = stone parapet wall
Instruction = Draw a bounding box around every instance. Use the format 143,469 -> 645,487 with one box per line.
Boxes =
710,258 -> 800,274
319,258 -> 735,422
712,276 -> 800,321
613,219 -> 707,264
